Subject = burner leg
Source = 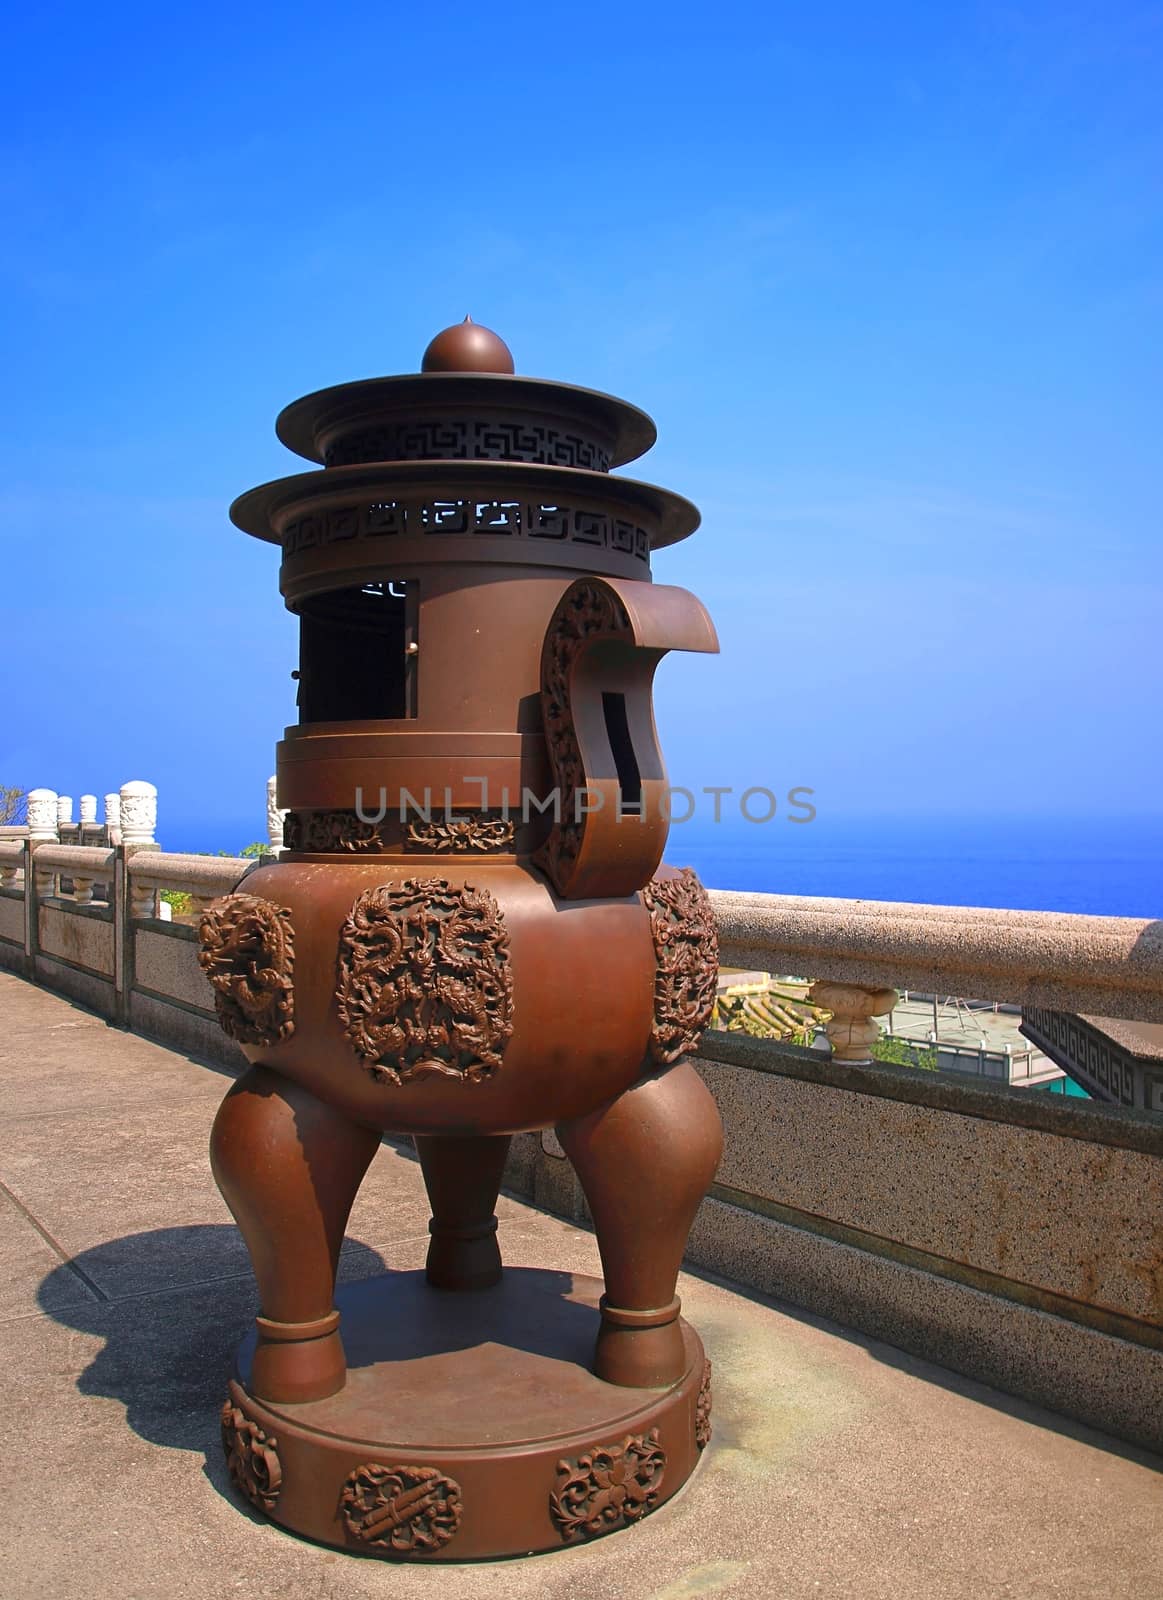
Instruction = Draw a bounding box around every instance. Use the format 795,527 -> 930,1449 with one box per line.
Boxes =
414,1133 -> 512,1290
210,1065 -> 380,1403
558,1060 -> 723,1388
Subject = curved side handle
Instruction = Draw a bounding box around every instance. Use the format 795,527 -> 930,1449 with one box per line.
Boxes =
533,577 -> 718,900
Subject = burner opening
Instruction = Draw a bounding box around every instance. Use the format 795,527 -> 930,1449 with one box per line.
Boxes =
294,581 -> 417,722
602,691 -> 642,813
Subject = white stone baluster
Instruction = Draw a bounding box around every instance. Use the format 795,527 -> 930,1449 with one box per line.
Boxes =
121,781 -> 158,918
130,874 -> 157,920
27,788 -> 58,895
267,775 -> 286,856
104,792 -> 121,843
120,781 -> 157,846
26,791 -> 57,839
807,981 -> 898,1065
57,795 -> 74,827
78,796 -> 100,880
74,804 -> 96,902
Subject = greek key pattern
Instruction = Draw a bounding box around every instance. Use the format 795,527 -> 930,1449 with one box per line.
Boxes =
324,418 -> 612,472
281,499 -> 650,562
1021,1007 -> 1137,1105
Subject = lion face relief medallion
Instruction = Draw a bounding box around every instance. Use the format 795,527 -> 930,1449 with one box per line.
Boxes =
198,894 -> 295,1046
642,868 -> 718,1065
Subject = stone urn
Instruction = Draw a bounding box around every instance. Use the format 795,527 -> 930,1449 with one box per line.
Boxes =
199,318 -> 724,1560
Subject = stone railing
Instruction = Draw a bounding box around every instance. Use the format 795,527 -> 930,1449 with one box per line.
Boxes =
508,886 -> 1163,1457
4,775 -> 289,855
28,843 -> 115,905
0,839 -> 252,1066
711,889 -> 1163,1017
3,856 -> 1160,1453
8,780 -> 157,847
0,839 -> 25,888
125,851 -> 251,922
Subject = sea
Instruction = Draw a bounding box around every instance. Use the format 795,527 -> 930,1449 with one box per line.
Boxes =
663,814 -> 1163,918
164,813 -> 1163,919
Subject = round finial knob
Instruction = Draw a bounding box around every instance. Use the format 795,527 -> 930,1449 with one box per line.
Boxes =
421,315 -> 515,374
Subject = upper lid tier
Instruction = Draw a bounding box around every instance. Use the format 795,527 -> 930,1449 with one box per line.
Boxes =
275,318 -> 658,471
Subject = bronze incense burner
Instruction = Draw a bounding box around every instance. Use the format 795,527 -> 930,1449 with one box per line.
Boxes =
200,319 -> 724,1559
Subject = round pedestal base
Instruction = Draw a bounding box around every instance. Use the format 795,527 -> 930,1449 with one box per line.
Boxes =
221,1268 -> 711,1561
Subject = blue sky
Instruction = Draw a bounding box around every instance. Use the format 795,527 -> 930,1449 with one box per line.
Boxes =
2,1 -> 1160,847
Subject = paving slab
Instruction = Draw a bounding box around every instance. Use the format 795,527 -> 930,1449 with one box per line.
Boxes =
0,1187 -> 99,1324
0,976 -> 229,1120
0,1112 -> 506,1301
0,973 -> 1161,1600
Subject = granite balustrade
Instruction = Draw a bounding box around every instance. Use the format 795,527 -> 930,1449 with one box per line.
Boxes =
1,844 -> 1160,1451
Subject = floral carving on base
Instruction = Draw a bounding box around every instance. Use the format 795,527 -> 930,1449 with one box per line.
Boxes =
283,809 -> 391,854
695,1359 -> 712,1450
534,580 -> 631,893
642,868 -> 718,1064
550,1429 -> 666,1542
221,1400 -> 282,1512
404,810 -> 516,854
341,1463 -> 462,1554
198,894 -> 295,1045
336,878 -> 514,1085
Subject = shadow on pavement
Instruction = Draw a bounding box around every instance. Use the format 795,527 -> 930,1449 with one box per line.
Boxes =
37,1224 -> 390,1514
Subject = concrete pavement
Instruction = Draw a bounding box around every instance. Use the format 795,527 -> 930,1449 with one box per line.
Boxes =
0,972 -> 1160,1600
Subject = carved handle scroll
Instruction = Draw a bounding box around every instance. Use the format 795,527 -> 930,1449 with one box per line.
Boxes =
533,577 -> 718,900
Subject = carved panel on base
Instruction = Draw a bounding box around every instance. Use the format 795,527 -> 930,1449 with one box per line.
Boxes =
695,1359 -> 713,1450
642,868 -> 718,1064
336,878 -> 514,1085
341,1463 -> 462,1554
221,1400 -> 282,1511
549,1429 -> 666,1542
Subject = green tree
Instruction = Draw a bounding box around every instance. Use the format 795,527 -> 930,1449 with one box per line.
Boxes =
160,841 -> 271,916
872,1034 -> 939,1072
